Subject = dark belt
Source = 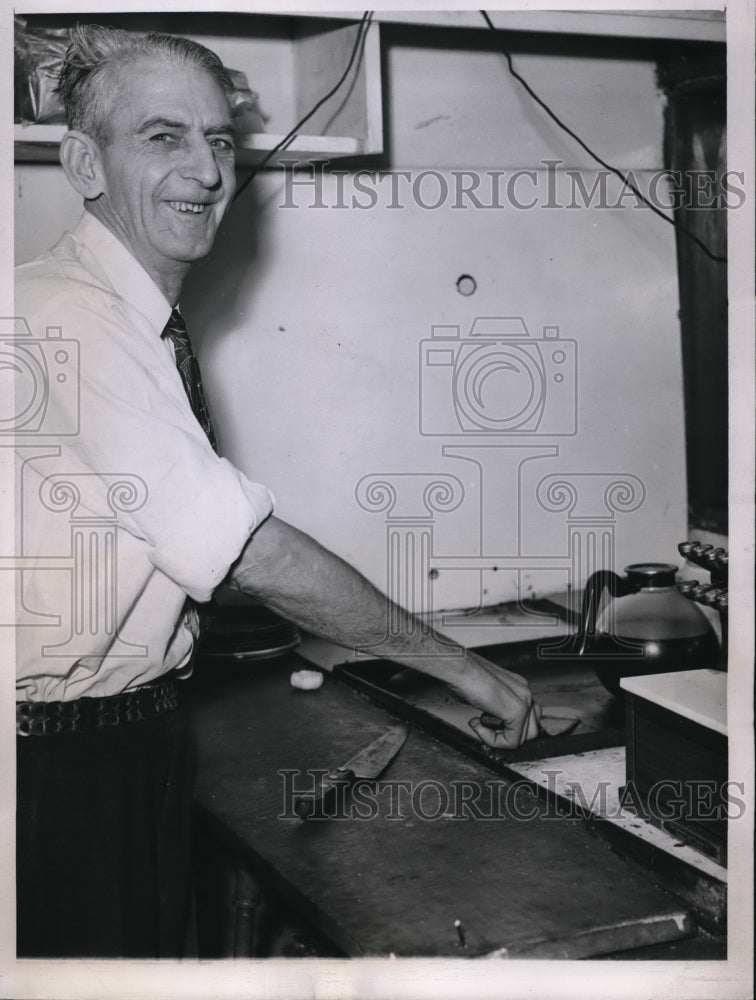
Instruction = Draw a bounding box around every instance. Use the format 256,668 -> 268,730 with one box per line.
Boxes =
16,678 -> 179,736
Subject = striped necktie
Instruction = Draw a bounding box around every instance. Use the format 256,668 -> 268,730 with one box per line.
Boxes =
162,308 -> 217,451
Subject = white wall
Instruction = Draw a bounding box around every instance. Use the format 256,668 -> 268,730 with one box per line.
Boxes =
14,27 -> 687,614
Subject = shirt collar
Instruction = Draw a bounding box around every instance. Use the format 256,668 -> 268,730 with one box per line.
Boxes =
73,211 -> 173,335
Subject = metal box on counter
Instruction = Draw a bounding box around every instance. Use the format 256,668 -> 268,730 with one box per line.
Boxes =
621,669 -> 728,865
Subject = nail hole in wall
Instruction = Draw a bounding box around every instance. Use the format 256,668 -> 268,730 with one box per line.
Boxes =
456,274 -> 477,296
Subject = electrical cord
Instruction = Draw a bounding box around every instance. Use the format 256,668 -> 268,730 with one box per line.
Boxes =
234,11 -> 374,201
480,9 -> 727,264
233,8 -> 725,264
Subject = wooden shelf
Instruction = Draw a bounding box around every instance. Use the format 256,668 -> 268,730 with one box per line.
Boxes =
14,15 -> 382,167
239,132 -> 365,165
14,123 -> 365,167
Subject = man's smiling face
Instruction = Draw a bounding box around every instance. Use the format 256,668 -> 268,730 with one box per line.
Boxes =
93,55 -> 237,295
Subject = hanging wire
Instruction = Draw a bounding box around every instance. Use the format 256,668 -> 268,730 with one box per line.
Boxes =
480,9 -> 727,264
234,11 -> 374,201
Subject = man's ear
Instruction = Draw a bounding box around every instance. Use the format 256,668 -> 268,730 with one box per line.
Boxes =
59,130 -> 107,200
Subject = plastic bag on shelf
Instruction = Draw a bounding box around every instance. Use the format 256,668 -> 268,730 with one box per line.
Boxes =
14,16 -> 69,125
15,20 -> 267,137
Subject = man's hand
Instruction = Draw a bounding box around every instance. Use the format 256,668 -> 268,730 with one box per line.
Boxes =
445,652 -> 542,749
231,516 -> 542,750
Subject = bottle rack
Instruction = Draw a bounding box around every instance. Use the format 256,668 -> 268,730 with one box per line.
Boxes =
677,541 -> 728,668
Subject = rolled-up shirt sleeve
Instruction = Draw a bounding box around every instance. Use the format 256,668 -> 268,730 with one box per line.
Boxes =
146,454 -> 274,602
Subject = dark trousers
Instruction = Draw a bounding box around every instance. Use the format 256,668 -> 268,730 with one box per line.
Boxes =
16,709 -> 195,959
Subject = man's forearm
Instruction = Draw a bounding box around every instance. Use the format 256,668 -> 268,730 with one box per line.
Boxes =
230,516 -> 453,672
229,516 -> 540,748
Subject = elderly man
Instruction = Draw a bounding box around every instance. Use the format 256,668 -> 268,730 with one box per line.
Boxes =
15,24 -> 541,958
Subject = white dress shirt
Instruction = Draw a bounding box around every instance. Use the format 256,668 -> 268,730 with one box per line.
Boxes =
14,211 -> 274,701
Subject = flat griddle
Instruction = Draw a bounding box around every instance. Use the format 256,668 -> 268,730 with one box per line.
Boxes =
335,638 -> 625,770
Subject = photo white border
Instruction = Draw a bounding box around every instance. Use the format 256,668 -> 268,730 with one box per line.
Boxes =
1,1 -> 752,997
